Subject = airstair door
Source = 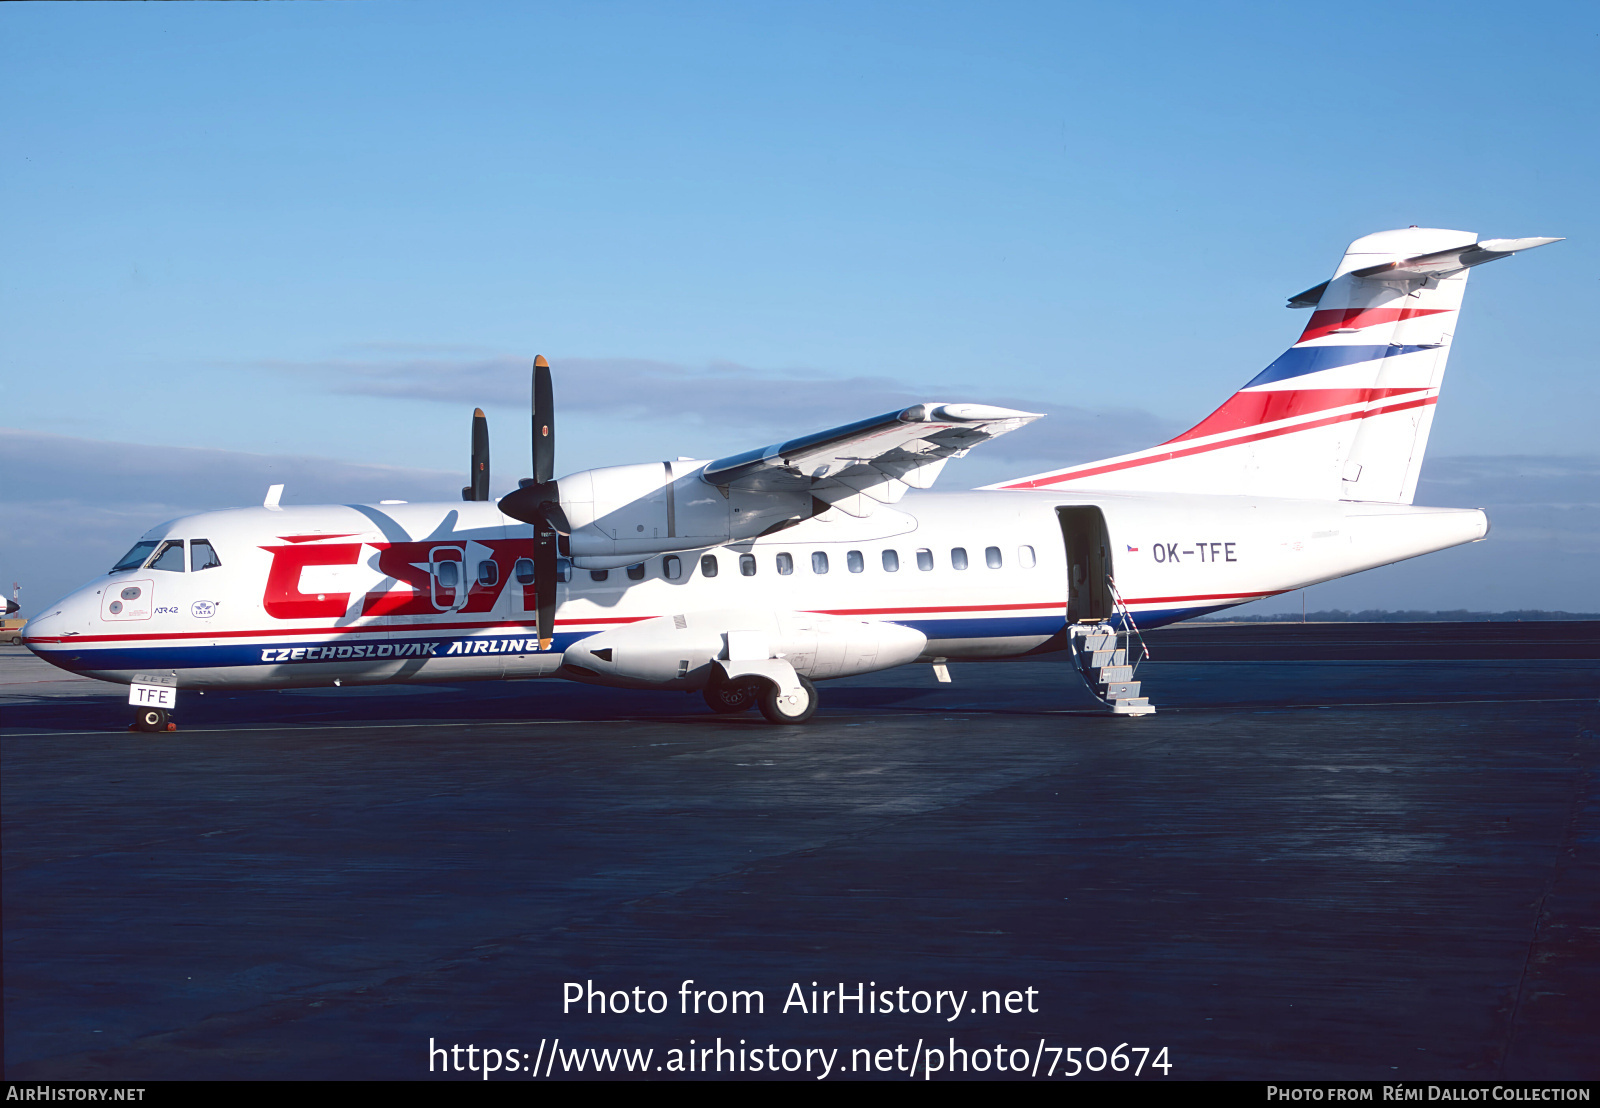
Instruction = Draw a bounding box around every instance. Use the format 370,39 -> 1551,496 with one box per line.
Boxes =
1056,506 -> 1114,624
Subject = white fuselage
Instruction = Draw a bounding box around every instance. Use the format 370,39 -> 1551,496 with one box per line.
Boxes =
23,489 -> 1487,691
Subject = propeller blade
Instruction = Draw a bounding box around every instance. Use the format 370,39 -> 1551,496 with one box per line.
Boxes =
461,408 -> 491,501
533,355 -> 554,487
494,355 -> 562,649
496,357 -> 560,525
535,519 -> 560,651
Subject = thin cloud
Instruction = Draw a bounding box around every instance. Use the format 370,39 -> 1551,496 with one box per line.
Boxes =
0,428 -> 462,510
1416,455 -> 1600,507
254,353 -> 1184,467
1415,455 -> 1600,554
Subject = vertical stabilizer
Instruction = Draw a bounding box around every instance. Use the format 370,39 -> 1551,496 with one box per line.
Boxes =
1310,228 -> 1472,503
990,229 -> 1559,501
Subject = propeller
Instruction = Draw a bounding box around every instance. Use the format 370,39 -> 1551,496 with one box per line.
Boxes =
460,408 -> 490,501
496,356 -> 564,650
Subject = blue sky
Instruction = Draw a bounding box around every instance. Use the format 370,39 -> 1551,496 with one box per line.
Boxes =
2,2 -> 1595,612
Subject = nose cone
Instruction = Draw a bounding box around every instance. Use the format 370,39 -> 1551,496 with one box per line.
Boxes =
21,605 -> 68,646
20,587 -> 97,672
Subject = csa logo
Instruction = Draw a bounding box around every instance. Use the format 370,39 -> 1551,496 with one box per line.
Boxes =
191,600 -> 218,619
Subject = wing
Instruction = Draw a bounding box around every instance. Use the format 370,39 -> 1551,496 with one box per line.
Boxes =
702,402 -> 1041,515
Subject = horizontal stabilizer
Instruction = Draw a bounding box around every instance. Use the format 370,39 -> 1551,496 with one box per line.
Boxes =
1288,236 -> 1560,306
1287,280 -> 1329,309
1351,236 -> 1562,282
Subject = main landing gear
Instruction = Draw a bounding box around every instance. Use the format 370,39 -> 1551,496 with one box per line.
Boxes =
758,674 -> 818,724
703,681 -> 759,714
702,674 -> 819,724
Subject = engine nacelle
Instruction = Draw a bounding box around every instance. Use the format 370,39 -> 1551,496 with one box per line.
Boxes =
561,609 -> 928,689
553,461 -> 812,568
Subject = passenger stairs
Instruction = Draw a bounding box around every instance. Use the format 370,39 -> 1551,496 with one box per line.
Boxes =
1068,579 -> 1155,716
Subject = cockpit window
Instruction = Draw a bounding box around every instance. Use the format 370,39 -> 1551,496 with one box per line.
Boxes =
149,540 -> 187,572
191,540 -> 221,572
111,541 -> 160,573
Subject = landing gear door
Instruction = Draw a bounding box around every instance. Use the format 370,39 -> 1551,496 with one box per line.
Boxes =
1056,506 -> 1114,624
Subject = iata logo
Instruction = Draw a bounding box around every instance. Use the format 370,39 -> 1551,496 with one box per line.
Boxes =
191,600 -> 218,619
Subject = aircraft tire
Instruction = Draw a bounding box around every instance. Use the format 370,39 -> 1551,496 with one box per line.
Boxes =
758,675 -> 818,725
703,681 -> 757,714
134,707 -> 170,733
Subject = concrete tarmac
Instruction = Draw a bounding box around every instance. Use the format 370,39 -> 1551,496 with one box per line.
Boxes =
3,625 -> 1597,1081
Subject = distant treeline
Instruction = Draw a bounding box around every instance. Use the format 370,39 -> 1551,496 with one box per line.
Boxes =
1197,610 -> 1600,623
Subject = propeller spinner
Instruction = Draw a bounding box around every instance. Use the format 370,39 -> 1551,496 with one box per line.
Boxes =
496,356 -> 563,650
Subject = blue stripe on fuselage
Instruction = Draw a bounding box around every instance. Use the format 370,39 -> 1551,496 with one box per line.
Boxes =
32,606 -> 1227,676
32,632 -> 555,673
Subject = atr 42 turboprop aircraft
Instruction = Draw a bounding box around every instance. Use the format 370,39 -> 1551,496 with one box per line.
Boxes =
24,228 -> 1559,730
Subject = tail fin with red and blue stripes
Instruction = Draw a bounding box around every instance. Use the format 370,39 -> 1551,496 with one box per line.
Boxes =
990,228 -> 1560,502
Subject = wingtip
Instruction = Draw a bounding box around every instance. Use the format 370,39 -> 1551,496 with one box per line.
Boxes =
1477,236 -> 1564,253
473,407 -> 485,418
534,355 -> 549,368
931,403 -> 1044,422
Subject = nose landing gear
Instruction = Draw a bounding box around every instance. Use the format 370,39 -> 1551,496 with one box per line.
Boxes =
131,707 -> 176,733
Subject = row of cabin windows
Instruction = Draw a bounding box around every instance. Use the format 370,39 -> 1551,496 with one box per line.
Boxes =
586,545 -> 1038,583
112,538 -> 1035,590
110,538 -> 222,574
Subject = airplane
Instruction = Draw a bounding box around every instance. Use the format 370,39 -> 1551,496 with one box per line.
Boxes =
2,586 -> 20,646
21,227 -> 1560,731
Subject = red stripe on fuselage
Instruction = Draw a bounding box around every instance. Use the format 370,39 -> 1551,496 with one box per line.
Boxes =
999,394 -> 1437,490
31,603 -> 1072,645
815,601 -> 1063,616
27,594 -> 1286,649
25,615 -> 649,646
